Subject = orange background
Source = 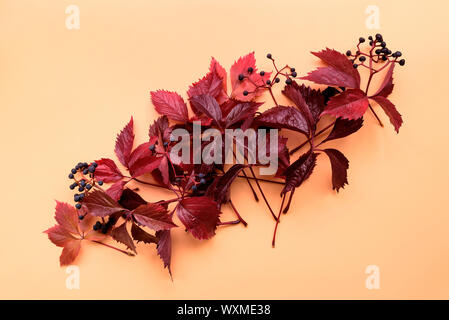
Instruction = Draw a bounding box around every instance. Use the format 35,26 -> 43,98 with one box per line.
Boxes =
1,0 -> 448,299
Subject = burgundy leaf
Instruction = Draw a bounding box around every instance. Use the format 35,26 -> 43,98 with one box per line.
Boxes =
54,201 -> 80,236
370,96 -> 403,133
323,149 -> 349,192
321,117 -> 364,143
301,48 -> 361,88
151,90 -> 189,122
83,189 -> 125,217
225,101 -> 262,129
187,68 -> 224,101
111,222 -> 136,253
129,155 -> 162,178
322,89 -> 369,120
119,188 -> 147,210
132,203 -> 176,231
156,230 -> 172,277
114,117 -> 134,168
128,139 -> 156,170
282,151 -> 317,195
255,106 -> 309,136
149,116 -> 170,140
372,62 -> 395,98
105,180 -> 127,201
131,223 -> 158,245
210,57 -> 227,91
189,94 -> 223,127
177,197 -> 221,240
206,164 -> 246,206
94,158 -> 124,183
282,82 -> 314,129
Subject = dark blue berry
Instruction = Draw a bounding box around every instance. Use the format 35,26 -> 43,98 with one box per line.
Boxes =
86,184 -> 92,190
192,185 -> 197,191
71,168 -> 77,174
69,183 -> 77,190
74,194 -> 80,202
275,78 -> 280,83
163,142 -> 169,147
285,78 -> 292,85
399,59 -> 405,66
353,64 -> 358,68
83,169 -> 88,175
266,80 -> 271,85
247,67 -> 253,74
76,204 -> 82,210
149,144 -> 155,151
266,53 -> 272,59
88,166 -> 95,173
92,162 -> 98,168
98,181 -> 104,186
259,71 -> 265,76
238,73 -> 244,81
359,37 -> 365,43
394,51 -> 402,57
359,56 -> 366,62
199,178 -> 206,185
290,67 -> 295,72
80,180 -> 86,187
346,50 -> 351,56
291,71 -> 297,77
68,173 -> 74,179
198,173 -> 205,178
243,90 -> 249,96
78,186 -> 84,192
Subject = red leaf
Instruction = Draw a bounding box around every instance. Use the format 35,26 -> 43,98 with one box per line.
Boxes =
132,203 -> 176,231
323,149 -> 349,192
370,96 -> 403,133
94,158 -> 123,183
210,57 -> 227,91
187,68 -> 224,101
83,189 -> 125,217
177,197 -> 221,240
230,52 -> 271,101
131,223 -> 158,245
156,230 -> 172,277
114,117 -> 134,168
189,94 -> 223,127
282,151 -> 317,195
54,201 -> 80,236
106,180 -> 127,201
129,155 -> 162,178
119,188 -> 147,210
372,62 -> 394,98
224,101 -> 262,129
322,89 -> 369,120
45,225 -> 77,247
128,140 -> 156,170
158,156 -> 171,185
321,117 -> 364,143
282,82 -> 315,130
301,48 -> 360,88
111,222 -> 136,253
255,106 -> 309,136
151,90 -> 189,122
206,164 -> 246,206
283,82 -> 325,126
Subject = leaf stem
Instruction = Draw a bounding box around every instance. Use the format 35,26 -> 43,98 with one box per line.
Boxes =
289,120 -> 336,155
272,193 -> 286,248
90,240 -> 135,256
229,199 -> 248,226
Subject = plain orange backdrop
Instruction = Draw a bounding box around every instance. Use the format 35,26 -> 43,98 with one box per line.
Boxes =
1,0 -> 449,299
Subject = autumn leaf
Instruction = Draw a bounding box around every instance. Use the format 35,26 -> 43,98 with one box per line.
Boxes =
370,95 -> 403,133
255,106 -> 309,136
131,223 -> 158,245
189,94 -> 223,128
151,90 -> 189,122
224,101 -> 262,129
282,151 -> 317,195
321,117 -> 364,144
119,188 -> 147,210
206,164 -> 246,206
322,149 -> 349,192
301,48 -> 361,88
132,202 -> 177,231
230,52 -> 271,101
114,117 -> 134,168
93,158 -> 124,183
106,180 -> 128,201
322,89 -> 369,120
111,222 -> 136,253
156,230 -> 172,277
372,62 -> 395,98
83,189 -> 125,217
177,197 -> 221,240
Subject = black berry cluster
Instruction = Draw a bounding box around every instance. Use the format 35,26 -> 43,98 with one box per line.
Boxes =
67,161 -> 103,215
346,34 -> 405,69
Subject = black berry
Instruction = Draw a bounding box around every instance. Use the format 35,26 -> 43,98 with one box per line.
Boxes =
163,142 -> 169,147
275,78 -> 280,83
290,67 -> 295,72
346,50 -> 351,56
359,37 -> 365,43
266,53 -> 272,59
266,80 -> 271,85
291,71 -> 297,77
353,64 -> 358,69
259,71 -> 265,76
285,78 -> 292,85
199,178 -> 206,185
243,90 -> 249,96
71,168 -> 77,174
78,186 -> 84,192
149,144 -> 155,151
238,74 -> 244,81
98,180 -> 104,186
76,204 -> 82,210
247,67 -> 253,74
69,183 -> 77,190
68,173 -> 74,179
359,56 -> 366,62
86,184 -> 92,190
399,59 -> 405,66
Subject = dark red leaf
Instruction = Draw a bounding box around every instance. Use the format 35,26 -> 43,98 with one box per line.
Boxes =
156,230 -> 172,277
94,158 -> 124,183
206,164 -> 246,206
132,203 -> 176,231
128,140 -> 156,170
129,155 -> 162,178
189,94 -> 223,127
105,180 -> 127,201
283,82 -> 325,126
255,106 -> 309,136
282,151 -> 317,195
54,201 -> 80,236
323,149 -> 349,192
210,57 -> 227,91
224,101 -> 262,129
83,189 -> 125,217
177,197 -> 221,240
370,96 -> 403,133
322,89 -> 369,120
321,117 -> 364,143
301,48 -> 361,88
119,188 -> 147,210
131,223 -> 158,245
151,90 -> 189,122
114,117 -> 134,168
111,222 -> 136,253
188,68 -> 224,101
149,116 -> 170,140
372,62 -> 395,98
